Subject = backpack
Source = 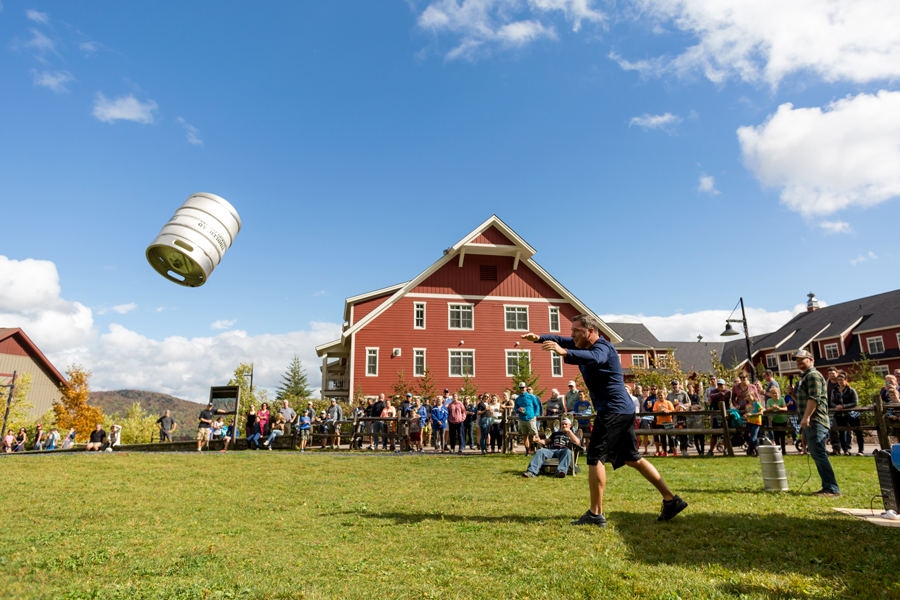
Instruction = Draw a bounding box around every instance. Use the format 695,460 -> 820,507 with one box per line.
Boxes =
727,409 -> 743,429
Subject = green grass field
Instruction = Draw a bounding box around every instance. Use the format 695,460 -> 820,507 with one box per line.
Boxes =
1,451 -> 897,600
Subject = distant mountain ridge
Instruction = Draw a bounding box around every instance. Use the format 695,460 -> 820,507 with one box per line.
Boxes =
90,390 -> 204,429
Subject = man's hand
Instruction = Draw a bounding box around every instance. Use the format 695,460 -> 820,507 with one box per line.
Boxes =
800,417 -> 810,428
541,340 -> 566,356
521,333 -> 540,343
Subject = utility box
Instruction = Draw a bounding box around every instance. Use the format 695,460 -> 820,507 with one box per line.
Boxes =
874,449 -> 900,512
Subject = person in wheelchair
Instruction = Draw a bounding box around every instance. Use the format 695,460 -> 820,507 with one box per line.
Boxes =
522,418 -> 583,479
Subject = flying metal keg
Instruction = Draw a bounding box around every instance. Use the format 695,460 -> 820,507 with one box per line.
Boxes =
145,193 -> 242,287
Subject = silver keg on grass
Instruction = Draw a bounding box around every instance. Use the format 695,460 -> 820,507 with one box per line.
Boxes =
758,445 -> 789,491
145,193 -> 242,287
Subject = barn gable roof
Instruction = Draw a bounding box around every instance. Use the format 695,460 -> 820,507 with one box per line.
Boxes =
0,328 -> 68,386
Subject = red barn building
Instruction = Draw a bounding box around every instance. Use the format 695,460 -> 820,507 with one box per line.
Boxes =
316,216 -> 622,400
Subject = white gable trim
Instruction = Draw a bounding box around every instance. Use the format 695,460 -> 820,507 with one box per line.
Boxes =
340,216 -> 622,344
343,282 -> 409,322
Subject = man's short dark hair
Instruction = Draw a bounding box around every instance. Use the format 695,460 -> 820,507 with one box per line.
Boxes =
764,369 -> 774,376
572,314 -> 602,334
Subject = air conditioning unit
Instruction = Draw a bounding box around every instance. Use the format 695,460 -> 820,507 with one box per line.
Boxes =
393,348 -> 401,357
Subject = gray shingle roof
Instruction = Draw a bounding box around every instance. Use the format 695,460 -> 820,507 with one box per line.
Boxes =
608,322 -> 660,349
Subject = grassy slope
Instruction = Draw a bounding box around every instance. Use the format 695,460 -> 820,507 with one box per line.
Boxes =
0,453 -> 897,600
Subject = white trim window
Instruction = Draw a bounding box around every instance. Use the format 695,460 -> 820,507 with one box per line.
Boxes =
632,354 -> 646,368
504,306 -> 529,331
874,365 -> 890,378
449,350 -> 475,377
551,351 -> 563,377
766,354 -> 778,369
413,348 -> 426,377
448,303 -> 474,330
824,343 -> 839,360
506,350 -> 530,377
548,306 -> 560,332
867,336 -> 885,355
366,348 -> 378,377
414,302 -> 426,329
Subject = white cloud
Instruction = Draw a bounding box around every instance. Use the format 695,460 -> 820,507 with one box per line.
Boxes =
418,0 -> 604,60
850,251 -> 877,266
92,93 -> 158,124
111,303 -> 137,314
22,28 -> 55,55
79,41 -> 101,54
0,256 -> 96,353
26,9 -> 48,23
211,319 -> 236,330
738,91 -> 900,217
32,70 -> 74,94
53,322 -> 341,403
600,302 -> 815,344
629,112 -> 681,131
819,220 -> 853,235
175,117 -> 203,146
697,174 -> 719,195
619,0 -> 900,87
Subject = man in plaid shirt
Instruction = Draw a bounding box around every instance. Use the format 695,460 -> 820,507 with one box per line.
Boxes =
794,349 -> 840,497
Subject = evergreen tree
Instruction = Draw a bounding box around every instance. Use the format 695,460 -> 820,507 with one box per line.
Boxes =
391,369 -> 413,400
459,369 -> 479,400
416,365 -> 436,400
509,354 -> 546,399
275,355 -> 311,401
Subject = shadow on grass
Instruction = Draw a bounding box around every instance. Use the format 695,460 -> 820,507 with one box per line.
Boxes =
608,510 -> 899,595
336,510 -> 561,525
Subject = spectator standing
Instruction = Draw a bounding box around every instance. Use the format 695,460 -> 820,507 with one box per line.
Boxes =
257,403 -> 270,438
156,410 -> 177,442
60,427 -> 76,450
489,394 -> 503,452
652,392 -> 674,456
794,350 -> 840,497
731,374 -> 757,410
212,417 -> 225,440
501,391 -> 516,449
245,405 -> 261,450
565,381 -> 580,415
298,412 -> 311,452
464,397 -> 477,449
380,398 -> 396,451
327,399 -> 343,449
32,424 -> 44,451
880,375 -> 898,404
447,394 -> 466,454
400,393 -> 413,419
667,381 -> 690,456
278,400 -> 297,439
573,390 -> 593,435
707,379 -> 731,456
197,404 -> 215,452
766,386 -> 788,454
443,388 -> 452,407
416,399 -> 429,450
638,390 -> 655,456
45,427 -> 59,450
370,394 -> 386,451
762,370 -> 781,441
3,429 -> 13,453
101,424 -> 121,451
784,386 -> 800,449
545,389 -> 566,417
513,382 -> 542,455
86,423 -> 106,451
835,373 -> 863,456
477,394 -> 492,454
408,406 -> 423,452
687,383 -> 705,456
745,389 -> 764,457
825,368 -> 842,455
431,398 -> 448,452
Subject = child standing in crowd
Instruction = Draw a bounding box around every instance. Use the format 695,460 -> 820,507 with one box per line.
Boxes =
246,405 -> 260,450
3,430 -> 13,453
745,389 -> 765,457
431,398 -> 448,453
408,409 -> 422,452
784,385 -> 799,449
653,389 -> 674,457
298,411 -> 311,452
767,387 -> 788,454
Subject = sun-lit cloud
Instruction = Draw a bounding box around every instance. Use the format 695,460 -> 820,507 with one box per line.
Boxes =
615,0 -> 900,87
111,303 -> 137,314
819,221 -> 853,235
629,112 -> 681,132
175,117 -> 203,146
738,91 -> 900,217
21,28 -> 55,55
417,0 -> 604,60
79,41 -> 101,54
697,175 -> 719,195
32,70 -> 74,94
92,93 -> 158,124
211,319 -> 237,330
850,251 -> 877,266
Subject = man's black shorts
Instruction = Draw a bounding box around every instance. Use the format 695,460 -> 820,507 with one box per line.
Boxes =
586,411 -> 642,469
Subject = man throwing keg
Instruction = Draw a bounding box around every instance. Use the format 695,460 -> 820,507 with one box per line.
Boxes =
522,314 -> 687,527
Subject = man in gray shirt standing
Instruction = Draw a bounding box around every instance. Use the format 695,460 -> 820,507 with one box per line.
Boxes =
565,381 -> 580,414
327,399 -> 343,449
156,410 -> 177,442
667,381 -> 691,456
278,399 -> 297,438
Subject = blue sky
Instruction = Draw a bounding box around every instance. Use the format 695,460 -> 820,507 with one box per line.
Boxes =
2,1 -> 899,401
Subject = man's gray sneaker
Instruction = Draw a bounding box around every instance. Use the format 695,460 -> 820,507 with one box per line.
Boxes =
571,511 -> 607,527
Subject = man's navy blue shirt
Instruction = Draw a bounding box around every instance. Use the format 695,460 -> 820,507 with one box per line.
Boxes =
537,335 -> 634,415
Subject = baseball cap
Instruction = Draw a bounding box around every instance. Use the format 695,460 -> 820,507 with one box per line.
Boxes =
518,382 -> 526,388
716,378 -> 726,385
793,349 -> 814,359
568,380 -> 576,386
444,388 -> 450,393
671,380 -> 679,385
406,393 -> 412,397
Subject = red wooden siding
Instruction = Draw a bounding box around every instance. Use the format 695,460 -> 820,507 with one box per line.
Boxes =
859,327 -> 900,352
472,225 -> 516,246
352,297 -> 583,397
414,255 -> 558,298
0,334 -> 28,357
350,293 -> 395,326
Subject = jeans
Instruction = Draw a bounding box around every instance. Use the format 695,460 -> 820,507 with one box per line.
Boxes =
490,423 -> 502,451
772,421 -> 787,454
448,422 -> 463,451
372,421 -> 384,448
478,419 -> 491,452
804,422 -> 840,494
526,448 -> 572,475
693,434 -> 705,454
247,423 -> 261,449
836,413 -> 864,454
264,429 -> 283,446
747,424 -> 760,453
464,421 -> 474,448
433,427 -> 445,449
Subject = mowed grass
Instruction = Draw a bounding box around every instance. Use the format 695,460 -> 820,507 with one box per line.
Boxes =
1,451 -> 898,600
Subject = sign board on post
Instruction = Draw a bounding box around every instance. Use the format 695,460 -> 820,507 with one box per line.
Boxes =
209,386 -> 241,438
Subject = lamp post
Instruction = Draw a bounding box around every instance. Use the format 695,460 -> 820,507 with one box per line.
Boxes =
721,297 -> 756,383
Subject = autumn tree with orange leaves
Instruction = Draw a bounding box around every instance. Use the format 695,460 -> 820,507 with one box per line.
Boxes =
53,365 -> 105,440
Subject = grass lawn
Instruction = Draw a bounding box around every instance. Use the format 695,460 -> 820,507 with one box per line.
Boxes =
1,451 -> 897,600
